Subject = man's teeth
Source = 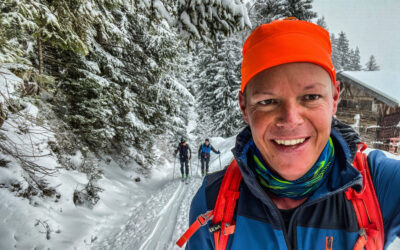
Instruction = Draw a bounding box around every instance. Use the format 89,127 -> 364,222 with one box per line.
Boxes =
274,138 -> 306,146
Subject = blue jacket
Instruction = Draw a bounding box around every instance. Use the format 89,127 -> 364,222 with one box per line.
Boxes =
198,144 -> 219,159
187,124 -> 400,249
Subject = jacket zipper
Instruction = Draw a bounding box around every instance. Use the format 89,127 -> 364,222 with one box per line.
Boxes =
326,236 -> 333,250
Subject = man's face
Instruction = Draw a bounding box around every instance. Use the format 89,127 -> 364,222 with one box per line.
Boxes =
205,141 -> 209,145
239,63 -> 340,181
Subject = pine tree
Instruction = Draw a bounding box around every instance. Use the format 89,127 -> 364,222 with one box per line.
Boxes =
14,0 -> 193,166
194,44 -> 220,139
153,0 -> 251,44
336,31 -> 351,70
212,36 -> 245,137
348,47 -> 362,71
365,55 -> 380,71
316,16 -> 328,30
195,35 -> 245,138
330,33 -> 342,71
282,0 -> 317,21
249,0 -> 286,27
249,0 -> 317,26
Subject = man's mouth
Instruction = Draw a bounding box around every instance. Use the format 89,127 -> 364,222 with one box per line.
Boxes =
273,137 -> 309,147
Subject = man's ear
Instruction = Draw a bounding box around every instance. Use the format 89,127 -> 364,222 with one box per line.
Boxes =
238,91 -> 249,124
332,80 -> 340,115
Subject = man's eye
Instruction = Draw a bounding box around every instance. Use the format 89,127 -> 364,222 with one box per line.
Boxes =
303,95 -> 321,101
258,99 -> 276,105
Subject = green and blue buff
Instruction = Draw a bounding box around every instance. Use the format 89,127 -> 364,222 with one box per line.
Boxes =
250,137 -> 335,199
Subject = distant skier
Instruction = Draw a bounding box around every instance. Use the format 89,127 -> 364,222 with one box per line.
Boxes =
198,139 -> 220,176
174,138 -> 191,182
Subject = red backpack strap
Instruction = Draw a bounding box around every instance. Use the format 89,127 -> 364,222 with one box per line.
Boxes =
176,159 -> 242,248
211,159 -> 242,250
345,143 -> 384,250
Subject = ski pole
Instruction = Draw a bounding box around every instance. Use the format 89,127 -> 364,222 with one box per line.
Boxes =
197,158 -> 199,177
173,156 -> 176,180
190,158 -> 193,177
219,153 -> 222,170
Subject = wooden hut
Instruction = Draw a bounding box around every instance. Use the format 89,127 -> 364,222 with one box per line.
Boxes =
336,71 -> 400,153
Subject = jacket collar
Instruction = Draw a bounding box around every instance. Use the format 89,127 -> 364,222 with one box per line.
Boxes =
232,123 -> 362,205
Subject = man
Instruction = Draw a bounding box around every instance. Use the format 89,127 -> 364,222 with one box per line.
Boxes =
198,139 -> 220,176
186,18 -> 400,249
175,138 -> 191,181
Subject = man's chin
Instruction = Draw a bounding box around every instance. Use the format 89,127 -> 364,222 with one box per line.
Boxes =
273,163 -> 311,181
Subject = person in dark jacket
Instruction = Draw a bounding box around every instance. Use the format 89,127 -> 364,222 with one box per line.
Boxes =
175,138 -> 191,181
186,18 -> 400,249
198,139 -> 220,176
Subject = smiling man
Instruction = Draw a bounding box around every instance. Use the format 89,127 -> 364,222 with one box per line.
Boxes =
184,18 -> 400,250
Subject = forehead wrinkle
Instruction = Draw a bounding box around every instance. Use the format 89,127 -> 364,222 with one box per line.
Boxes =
252,90 -> 274,96
302,82 -> 330,91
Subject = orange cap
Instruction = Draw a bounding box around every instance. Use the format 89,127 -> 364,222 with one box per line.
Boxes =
241,18 -> 336,92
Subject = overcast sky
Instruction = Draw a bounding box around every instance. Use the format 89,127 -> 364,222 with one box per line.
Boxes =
312,0 -> 400,72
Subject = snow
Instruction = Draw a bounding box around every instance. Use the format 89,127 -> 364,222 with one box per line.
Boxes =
0,68 -> 21,103
341,71 -> 400,105
153,0 -> 173,24
79,69 -> 110,87
180,11 -> 201,39
45,12 -> 59,29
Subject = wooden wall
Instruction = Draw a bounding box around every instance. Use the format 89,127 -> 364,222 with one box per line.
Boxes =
336,81 -> 381,145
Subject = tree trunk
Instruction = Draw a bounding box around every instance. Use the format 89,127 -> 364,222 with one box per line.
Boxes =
0,102 -> 5,128
38,34 -> 43,75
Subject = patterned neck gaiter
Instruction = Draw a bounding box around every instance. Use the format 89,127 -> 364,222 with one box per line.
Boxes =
251,137 -> 335,200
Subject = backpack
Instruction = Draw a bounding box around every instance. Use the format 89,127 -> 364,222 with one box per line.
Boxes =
177,143 -> 384,250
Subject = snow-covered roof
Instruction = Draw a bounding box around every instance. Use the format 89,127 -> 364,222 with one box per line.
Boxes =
338,71 -> 400,107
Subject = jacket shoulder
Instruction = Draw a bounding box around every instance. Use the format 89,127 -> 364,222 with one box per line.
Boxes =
367,149 -> 400,245
368,150 -> 400,188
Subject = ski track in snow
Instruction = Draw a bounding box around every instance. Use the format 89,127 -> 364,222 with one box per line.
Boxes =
92,174 -> 202,250
92,135 -> 231,250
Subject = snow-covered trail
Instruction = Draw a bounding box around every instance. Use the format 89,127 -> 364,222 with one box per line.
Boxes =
91,136 -> 235,250
92,172 -> 202,250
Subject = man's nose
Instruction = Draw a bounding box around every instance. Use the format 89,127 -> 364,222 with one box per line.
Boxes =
275,102 -> 304,128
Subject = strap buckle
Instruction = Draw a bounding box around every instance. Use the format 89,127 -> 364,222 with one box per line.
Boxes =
209,222 -> 221,233
359,228 -> 367,240
197,210 -> 213,225
209,222 -> 236,235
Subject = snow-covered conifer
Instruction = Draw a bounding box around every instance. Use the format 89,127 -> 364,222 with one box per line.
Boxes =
348,47 -> 362,71
316,16 -> 328,30
249,0 -> 286,26
335,31 -> 351,71
195,35 -> 245,138
365,55 -> 380,71
282,0 -> 317,21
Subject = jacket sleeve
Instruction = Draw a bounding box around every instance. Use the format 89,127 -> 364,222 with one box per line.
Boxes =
186,178 -> 214,250
211,145 -> 219,154
368,150 -> 400,247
